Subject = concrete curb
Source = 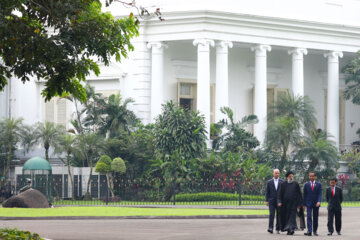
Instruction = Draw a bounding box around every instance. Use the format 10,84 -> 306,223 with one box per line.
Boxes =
0,215 -> 268,220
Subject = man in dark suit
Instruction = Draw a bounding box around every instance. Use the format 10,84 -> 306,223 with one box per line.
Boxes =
265,169 -> 283,234
303,172 -> 322,236
327,177 -> 343,236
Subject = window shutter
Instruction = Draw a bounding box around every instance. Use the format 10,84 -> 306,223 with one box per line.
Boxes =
45,99 -> 55,122
57,98 -> 67,127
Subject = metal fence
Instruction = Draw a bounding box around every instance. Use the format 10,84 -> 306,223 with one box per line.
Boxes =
3,176 -> 360,207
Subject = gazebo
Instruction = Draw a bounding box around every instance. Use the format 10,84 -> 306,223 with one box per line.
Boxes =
22,157 -> 52,200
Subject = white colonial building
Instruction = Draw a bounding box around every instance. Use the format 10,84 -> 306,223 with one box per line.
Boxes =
1,0 -> 360,150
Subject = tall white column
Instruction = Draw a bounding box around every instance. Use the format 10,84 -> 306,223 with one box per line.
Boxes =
147,41 -> 167,122
288,48 -> 307,97
251,44 -> 271,145
215,41 -> 233,122
193,39 -> 215,144
324,51 -> 343,148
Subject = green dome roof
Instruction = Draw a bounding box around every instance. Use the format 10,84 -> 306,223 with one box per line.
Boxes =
23,157 -> 52,171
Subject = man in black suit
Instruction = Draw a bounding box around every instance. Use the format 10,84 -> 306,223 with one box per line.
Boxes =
327,177 -> 343,236
265,169 -> 283,234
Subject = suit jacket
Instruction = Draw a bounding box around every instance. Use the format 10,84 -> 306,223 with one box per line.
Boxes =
265,178 -> 283,204
326,186 -> 343,211
303,181 -> 322,207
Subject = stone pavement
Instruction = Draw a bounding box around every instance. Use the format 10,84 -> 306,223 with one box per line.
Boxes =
1,208 -> 359,240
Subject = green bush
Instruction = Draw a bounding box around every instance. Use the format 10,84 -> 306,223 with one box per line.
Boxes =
175,192 -> 265,202
0,228 -> 43,240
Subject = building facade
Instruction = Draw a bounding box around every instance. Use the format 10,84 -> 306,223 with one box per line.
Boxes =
1,0 -> 360,151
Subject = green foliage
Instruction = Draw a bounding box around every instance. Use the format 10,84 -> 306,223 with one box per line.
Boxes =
0,118 -> 23,176
265,92 -> 317,171
342,51 -> 360,106
35,121 -> 65,161
342,147 -> 360,179
95,155 -> 112,174
175,192 -> 265,202
112,157 -> 126,174
153,101 -> 207,159
212,107 -> 259,152
0,228 -> 43,240
0,1 -> 139,102
293,129 -> 340,179
99,94 -> 138,137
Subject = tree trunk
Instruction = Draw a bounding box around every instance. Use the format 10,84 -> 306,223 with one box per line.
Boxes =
67,154 -> 75,199
106,173 -> 115,198
3,144 -> 12,177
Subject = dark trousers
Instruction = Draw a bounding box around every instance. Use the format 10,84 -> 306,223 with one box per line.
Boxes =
268,203 -> 280,230
327,209 -> 341,233
306,206 -> 319,233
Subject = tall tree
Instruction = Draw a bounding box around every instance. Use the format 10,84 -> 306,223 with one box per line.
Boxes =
265,92 -> 317,172
35,121 -> 65,161
0,0 -> 139,101
54,133 -> 77,199
72,132 -> 104,197
0,118 -> 23,176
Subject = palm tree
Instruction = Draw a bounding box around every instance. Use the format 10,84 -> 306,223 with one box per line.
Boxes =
54,133 -> 76,198
265,92 -> 317,172
212,107 -> 259,152
72,132 -> 104,198
99,93 -> 138,138
19,124 -> 37,156
342,52 -> 360,105
0,118 -> 23,176
293,129 -> 339,179
35,121 -> 65,161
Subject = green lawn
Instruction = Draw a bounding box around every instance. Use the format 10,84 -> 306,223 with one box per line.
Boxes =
0,207 -> 268,217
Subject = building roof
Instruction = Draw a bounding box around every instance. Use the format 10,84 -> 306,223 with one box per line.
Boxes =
23,157 -> 52,171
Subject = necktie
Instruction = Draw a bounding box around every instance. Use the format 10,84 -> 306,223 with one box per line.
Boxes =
332,188 -> 335,197
311,182 -> 314,191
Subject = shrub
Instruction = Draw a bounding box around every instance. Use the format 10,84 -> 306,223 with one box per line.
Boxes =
175,192 -> 265,202
0,228 -> 43,240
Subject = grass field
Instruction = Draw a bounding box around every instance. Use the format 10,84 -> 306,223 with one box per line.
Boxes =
0,207 -> 268,217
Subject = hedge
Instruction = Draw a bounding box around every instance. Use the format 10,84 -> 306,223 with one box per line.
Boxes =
175,192 -> 265,202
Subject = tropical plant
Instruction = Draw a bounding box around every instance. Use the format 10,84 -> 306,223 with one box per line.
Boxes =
265,92 -> 317,172
293,129 -> 339,179
72,132 -> 104,197
0,118 -> 23,176
342,52 -> 360,139
98,93 -> 138,137
212,107 -> 259,152
54,133 -> 77,198
341,147 -> 360,179
153,101 -> 207,160
35,121 -> 65,161
19,124 -> 37,156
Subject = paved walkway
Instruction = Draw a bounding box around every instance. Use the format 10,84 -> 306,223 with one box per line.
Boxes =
1,208 -> 359,240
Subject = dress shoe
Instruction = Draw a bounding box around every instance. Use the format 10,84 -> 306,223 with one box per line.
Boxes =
337,231 -> 341,235
267,229 -> 273,234
313,232 -> 318,236
304,232 -> 312,236
327,232 -> 333,236
288,231 -> 294,235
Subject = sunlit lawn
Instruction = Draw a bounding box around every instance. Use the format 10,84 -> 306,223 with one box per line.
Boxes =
0,207 -> 268,217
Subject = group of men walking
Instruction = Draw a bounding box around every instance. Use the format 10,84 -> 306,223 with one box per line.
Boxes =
265,169 -> 343,236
